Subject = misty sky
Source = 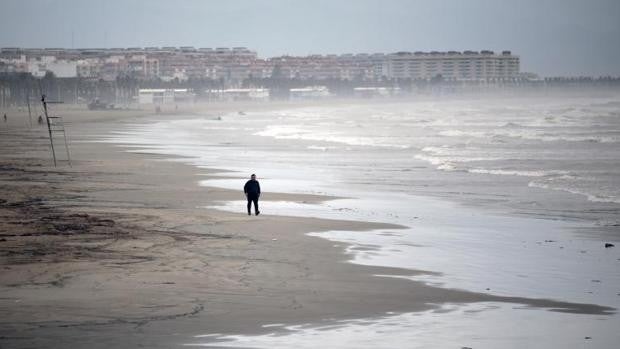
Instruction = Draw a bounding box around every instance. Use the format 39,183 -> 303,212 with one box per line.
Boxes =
1,0 -> 619,76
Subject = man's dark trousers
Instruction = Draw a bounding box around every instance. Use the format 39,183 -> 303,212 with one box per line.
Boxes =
247,194 -> 259,215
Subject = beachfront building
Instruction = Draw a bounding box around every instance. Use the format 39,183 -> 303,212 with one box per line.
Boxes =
138,88 -> 194,104
126,55 -> 160,79
36,59 -> 77,78
0,54 -> 77,78
384,50 -> 520,81
77,58 -> 102,78
205,88 -> 270,102
139,89 -> 174,104
1,47 -> 522,83
269,54 -> 379,81
353,87 -> 401,98
289,86 -> 331,100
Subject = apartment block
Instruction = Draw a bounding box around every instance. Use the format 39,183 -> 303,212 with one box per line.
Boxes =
0,47 -> 520,82
385,50 -> 519,80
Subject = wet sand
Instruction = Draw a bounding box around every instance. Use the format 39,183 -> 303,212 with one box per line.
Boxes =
0,103 -> 614,348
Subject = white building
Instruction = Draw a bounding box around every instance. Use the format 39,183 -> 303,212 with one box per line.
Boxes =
289,86 -> 331,100
205,88 -> 270,101
384,50 -> 519,81
44,60 -> 77,78
353,87 -> 401,98
126,55 -> 160,78
77,58 -> 102,78
160,68 -> 188,82
138,89 -> 175,104
0,55 -> 78,77
138,89 -> 195,104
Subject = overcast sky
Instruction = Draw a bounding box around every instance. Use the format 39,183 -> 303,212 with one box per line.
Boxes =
1,0 -> 619,76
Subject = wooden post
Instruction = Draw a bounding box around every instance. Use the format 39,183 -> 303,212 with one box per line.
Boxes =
26,89 -> 33,127
41,94 -> 57,167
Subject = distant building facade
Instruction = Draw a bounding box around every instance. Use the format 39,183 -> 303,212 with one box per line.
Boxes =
0,47 -> 520,82
138,88 -> 194,104
205,88 -> 270,102
289,86 -> 331,100
384,50 -> 519,80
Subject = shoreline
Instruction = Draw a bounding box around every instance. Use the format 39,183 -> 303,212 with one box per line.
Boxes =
1,103 -> 616,348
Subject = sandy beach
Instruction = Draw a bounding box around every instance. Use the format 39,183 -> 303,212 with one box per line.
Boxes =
1,101 -> 617,348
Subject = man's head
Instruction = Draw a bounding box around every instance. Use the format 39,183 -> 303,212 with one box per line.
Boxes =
251,174 -> 256,180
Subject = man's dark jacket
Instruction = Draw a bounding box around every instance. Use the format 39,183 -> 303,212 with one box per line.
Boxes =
244,179 -> 261,197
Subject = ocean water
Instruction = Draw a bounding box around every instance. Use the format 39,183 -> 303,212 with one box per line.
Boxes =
102,94 -> 620,348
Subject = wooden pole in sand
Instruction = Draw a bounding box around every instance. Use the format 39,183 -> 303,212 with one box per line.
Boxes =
61,124 -> 72,167
26,89 -> 33,127
41,94 -> 57,167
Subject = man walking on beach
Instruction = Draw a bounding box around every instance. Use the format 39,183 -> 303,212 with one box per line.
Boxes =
244,174 -> 261,216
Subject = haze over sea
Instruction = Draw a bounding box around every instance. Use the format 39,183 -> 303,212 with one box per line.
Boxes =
105,92 -> 620,348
